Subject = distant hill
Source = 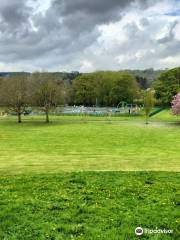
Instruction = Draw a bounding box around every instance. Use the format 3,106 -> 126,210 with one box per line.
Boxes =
124,69 -> 166,89
0,71 -> 80,84
0,69 -> 166,89
0,72 -> 30,78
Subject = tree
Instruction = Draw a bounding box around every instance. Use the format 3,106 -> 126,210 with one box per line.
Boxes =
172,92 -> 180,115
135,76 -> 148,89
30,72 -> 64,123
72,71 -> 140,106
154,67 -> 180,106
0,74 -> 29,123
144,89 -> 155,124
109,72 -> 140,106
72,74 -> 97,106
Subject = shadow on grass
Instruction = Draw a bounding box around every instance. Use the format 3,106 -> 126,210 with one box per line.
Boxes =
0,118 -> 91,128
0,116 -> 180,128
168,121 -> 180,127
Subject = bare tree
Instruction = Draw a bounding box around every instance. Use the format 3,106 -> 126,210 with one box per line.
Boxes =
0,74 -> 29,123
30,72 -> 64,123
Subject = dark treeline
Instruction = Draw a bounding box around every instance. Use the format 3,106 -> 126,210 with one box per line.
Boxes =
69,71 -> 140,106
0,67 -> 180,123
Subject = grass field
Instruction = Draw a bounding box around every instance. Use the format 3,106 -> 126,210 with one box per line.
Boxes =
0,110 -> 179,239
0,111 -> 180,173
0,172 -> 179,240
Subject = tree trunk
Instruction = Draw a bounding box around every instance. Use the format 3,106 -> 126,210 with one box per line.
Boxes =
18,112 -> 22,123
145,114 -> 149,124
45,110 -> 49,123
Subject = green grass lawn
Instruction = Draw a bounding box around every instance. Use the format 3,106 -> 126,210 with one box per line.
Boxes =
151,109 -> 180,122
0,112 -> 180,173
0,172 -> 179,240
0,111 -> 179,239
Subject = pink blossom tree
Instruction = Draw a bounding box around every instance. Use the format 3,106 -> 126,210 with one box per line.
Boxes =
172,93 -> 180,115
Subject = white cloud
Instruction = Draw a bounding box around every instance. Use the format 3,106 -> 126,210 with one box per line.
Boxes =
174,21 -> 180,40
77,0 -> 180,70
27,0 -> 52,14
79,60 -> 94,72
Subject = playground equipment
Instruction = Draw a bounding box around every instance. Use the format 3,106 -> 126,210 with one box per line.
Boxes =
116,101 -> 141,114
58,104 -> 142,116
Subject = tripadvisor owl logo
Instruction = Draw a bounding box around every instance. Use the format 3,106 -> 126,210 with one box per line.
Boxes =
135,227 -> 144,236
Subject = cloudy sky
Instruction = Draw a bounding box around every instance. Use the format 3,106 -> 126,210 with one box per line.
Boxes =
0,0 -> 180,72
